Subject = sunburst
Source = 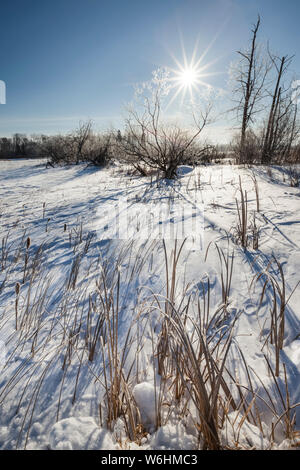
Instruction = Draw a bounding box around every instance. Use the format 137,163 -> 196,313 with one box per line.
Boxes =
165,34 -> 223,109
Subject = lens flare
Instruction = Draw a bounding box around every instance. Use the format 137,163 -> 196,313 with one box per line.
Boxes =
165,34 -> 224,109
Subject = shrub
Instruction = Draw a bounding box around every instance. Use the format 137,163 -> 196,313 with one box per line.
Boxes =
83,133 -> 113,167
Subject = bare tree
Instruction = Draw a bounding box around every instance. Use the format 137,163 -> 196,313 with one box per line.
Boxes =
84,132 -> 113,166
0,137 -> 14,157
117,69 -> 213,178
72,120 -> 92,164
261,53 -> 296,163
13,133 -> 29,156
286,101 -> 299,161
231,15 -> 270,163
42,134 -> 75,165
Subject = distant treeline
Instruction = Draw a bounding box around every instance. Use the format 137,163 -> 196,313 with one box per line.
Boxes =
0,122 -> 232,177
0,134 -> 47,159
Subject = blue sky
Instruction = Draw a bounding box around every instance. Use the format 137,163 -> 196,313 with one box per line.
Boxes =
0,0 -> 300,140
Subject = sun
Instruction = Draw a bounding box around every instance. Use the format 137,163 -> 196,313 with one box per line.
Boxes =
165,35 -> 223,109
179,67 -> 198,87
166,60 -> 207,109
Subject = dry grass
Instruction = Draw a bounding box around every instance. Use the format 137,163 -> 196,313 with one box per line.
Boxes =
235,176 -> 248,248
161,305 -> 236,449
0,221 -> 299,450
251,173 -> 260,212
205,241 -> 234,318
252,256 -> 286,377
251,255 -> 300,377
232,176 -> 260,250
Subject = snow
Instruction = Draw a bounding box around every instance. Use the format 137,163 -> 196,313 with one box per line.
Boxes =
133,382 -> 157,427
149,423 -> 197,450
49,417 -> 114,450
0,159 -> 299,450
221,412 -> 270,450
176,165 -> 194,177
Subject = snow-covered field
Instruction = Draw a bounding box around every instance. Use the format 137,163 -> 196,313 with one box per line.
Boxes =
0,159 -> 299,450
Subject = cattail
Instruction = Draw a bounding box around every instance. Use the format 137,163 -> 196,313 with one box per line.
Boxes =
46,218 -> 50,232
15,282 -> 20,329
23,238 -> 31,284
64,223 -> 67,232
15,282 -> 20,296
42,202 -> 46,218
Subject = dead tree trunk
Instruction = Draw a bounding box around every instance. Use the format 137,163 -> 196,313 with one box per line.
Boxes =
239,16 -> 261,164
261,56 -> 289,164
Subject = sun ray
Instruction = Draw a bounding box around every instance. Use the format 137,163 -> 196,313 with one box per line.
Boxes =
164,35 -> 224,109
191,35 -> 201,68
165,83 -> 186,111
179,30 -> 188,70
180,85 -> 188,107
193,32 -> 220,71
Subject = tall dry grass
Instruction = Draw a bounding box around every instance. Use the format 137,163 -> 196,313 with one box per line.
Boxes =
0,225 -> 299,450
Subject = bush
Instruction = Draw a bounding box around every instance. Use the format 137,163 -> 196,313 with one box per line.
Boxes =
42,135 -> 76,165
114,68 -> 212,179
42,123 -> 113,168
115,125 -> 210,178
83,133 -> 113,167
231,130 -> 261,164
